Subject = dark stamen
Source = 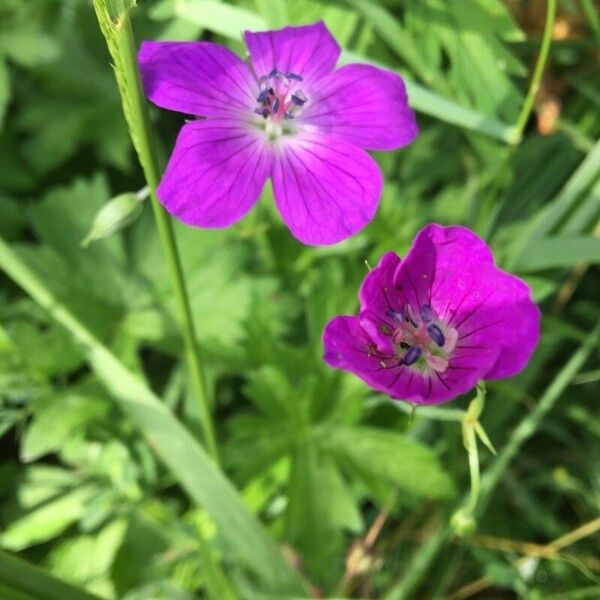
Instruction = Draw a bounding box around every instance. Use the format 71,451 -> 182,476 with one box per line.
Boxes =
404,305 -> 418,327
399,341 -> 410,349
427,324 -> 445,347
268,68 -> 279,78
403,346 -> 421,366
386,309 -> 403,321
256,90 -> 269,104
291,90 -> 307,106
254,108 -> 269,119
286,72 -> 303,81
420,304 -> 433,323
272,98 -> 280,113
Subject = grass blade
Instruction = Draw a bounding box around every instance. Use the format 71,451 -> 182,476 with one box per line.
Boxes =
0,236 -> 305,595
0,549 -> 101,600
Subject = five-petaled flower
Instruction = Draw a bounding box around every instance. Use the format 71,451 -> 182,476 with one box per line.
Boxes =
138,21 -> 418,245
323,224 -> 540,404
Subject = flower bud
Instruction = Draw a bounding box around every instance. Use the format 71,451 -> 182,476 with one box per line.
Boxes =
81,190 -> 146,247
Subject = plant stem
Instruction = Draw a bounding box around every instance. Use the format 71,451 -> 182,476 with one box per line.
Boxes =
93,1 -> 219,464
513,0 -> 557,139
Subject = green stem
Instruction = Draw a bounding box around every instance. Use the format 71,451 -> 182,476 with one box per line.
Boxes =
513,0 -> 557,139
394,401 -> 465,422
464,425 -> 480,515
384,320 -> 600,600
93,1 -> 219,464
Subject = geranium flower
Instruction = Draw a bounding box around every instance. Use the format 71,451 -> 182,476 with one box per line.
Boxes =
138,22 -> 418,245
323,224 -> 540,404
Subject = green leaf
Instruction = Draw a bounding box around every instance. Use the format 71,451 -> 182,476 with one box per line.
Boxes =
514,236 -> 600,271
286,442 -> 361,582
0,235 -> 305,595
21,394 -> 109,462
529,137 -> 600,239
0,549 -> 101,600
0,487 -> 95,551
346,0 -> 437,85
48,520 -> 128,590
254,0 -> 288,28
174,0 -> 266,38
0,29 -> 60,67
0,59 -> 9,132
322,426 -> 455,499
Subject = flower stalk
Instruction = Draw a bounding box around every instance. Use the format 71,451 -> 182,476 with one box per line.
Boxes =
513,0 -> 557,140
93,0 -> 219,465
452,382 -> 495,535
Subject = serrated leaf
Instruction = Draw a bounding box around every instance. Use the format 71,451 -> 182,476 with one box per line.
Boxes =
1,487 -> 95,551
48,519 -> 128,587
286,442 -> 362,582
21,394 -> 109,462
323,426 -> 455,499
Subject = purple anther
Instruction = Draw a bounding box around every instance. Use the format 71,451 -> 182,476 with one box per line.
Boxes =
427,324 -> 445,347
272,98 -> 280,113
285,72 -> 303,81
258,75 -> 268,91
404,304 -> 418,327
285,104 -> 302,119
256,90 -> 269,104
420,304 -> 433,323
386,308 -> 403,321
291,90 -> 307,106
403,346 -> 421,366
268,68 -> 279,79
254,108 -> 269,119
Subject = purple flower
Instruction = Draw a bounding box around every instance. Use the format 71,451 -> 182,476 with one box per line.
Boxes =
138,22 -> 418,245
323,224 -> 540,404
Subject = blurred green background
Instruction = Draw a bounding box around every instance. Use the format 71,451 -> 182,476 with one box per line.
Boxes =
0,0 -> 599,598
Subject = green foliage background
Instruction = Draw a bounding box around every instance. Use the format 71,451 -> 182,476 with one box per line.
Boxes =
0,0 -> 599,598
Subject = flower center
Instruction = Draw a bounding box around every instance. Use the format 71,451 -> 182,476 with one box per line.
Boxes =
254,68 -> 307,138
384,304 -> 458,373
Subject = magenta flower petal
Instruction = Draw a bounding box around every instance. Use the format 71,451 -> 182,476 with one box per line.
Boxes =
157,119 -> 272,227
138,41 -> 255,117
406,225 -> 541,380
303,64 -> 419,150
358,252 -> 403,315
244,22 -> 340,84
323,224 -> 541,404
271,132 -> 382,245
138,21 -> 418,245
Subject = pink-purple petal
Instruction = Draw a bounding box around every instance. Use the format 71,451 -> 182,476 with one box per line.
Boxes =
157,119 -> 272,228
322,223 -> 540,405
271,132 -> 383,245
302,64 -> 419,150
244,21 -> 340,83
358,252 -> 403,315
138,41 -> 256,117
406,225 -> 540,380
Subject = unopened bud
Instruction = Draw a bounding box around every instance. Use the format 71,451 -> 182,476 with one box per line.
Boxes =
81,188 -> 146,247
